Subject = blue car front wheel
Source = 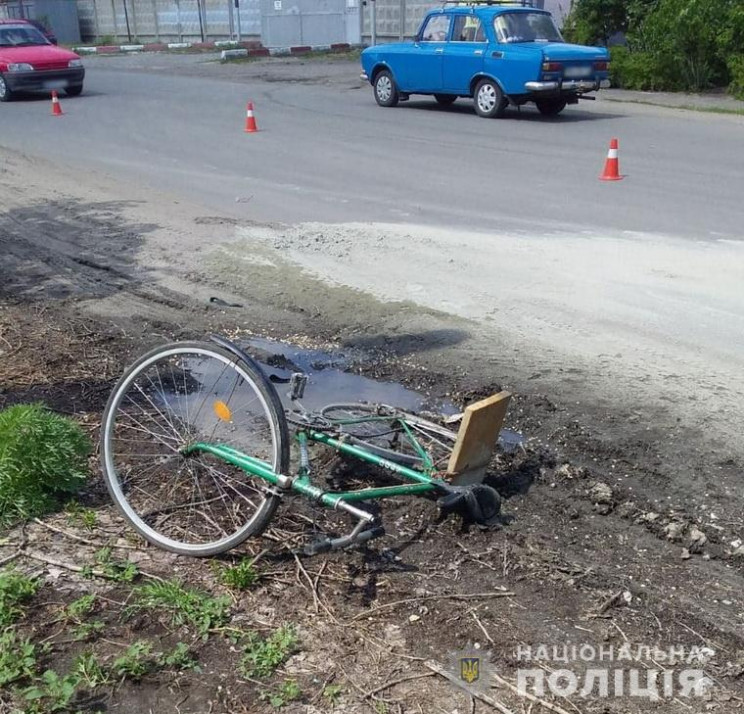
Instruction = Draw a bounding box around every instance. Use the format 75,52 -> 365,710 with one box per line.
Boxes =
374,70 -> 399,108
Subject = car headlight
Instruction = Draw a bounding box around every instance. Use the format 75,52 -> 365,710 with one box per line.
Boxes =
7,63 -> 34,72
68,59 -> 83,68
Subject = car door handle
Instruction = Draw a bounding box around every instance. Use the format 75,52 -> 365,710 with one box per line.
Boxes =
435,48 -> 444,53
474,50 -> 483,55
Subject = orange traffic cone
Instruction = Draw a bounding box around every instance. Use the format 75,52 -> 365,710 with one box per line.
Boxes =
51,90 -> 63,116
600,138 -> 622,181
244,101 -> 258,133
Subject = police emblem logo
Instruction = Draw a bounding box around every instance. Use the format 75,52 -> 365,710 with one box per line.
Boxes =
447,645 -> 493,694
460,657 -> 480,684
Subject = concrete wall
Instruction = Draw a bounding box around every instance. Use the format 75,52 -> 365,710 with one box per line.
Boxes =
74,0 -> 261,43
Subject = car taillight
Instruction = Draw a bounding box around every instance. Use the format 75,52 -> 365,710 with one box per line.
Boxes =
594,61 -> 609,71
542,61 -> 563,72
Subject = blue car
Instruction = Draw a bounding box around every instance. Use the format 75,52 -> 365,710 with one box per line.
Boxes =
360,0 -> 610,118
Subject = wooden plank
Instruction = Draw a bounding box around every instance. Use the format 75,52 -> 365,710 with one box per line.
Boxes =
447,391 -> 512,484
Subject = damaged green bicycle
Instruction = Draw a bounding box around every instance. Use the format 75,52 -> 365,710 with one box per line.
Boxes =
100,336 -> 510,557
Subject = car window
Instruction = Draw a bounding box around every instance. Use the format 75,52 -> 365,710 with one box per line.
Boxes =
494,12 -> 562,44
421,15 -> 451,42
452,15 -> 485,43
0,24 -> 47,47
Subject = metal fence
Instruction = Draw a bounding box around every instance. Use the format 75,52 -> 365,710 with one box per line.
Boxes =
75,0 -> 261,42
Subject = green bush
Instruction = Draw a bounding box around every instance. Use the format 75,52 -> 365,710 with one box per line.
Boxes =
0,404 -> 91,527
728,54 -> 744,99
569,0 -> 744,96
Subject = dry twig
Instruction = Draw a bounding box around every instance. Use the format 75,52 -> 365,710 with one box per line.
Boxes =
351,590 -> 514,621
491,672 -> 576,714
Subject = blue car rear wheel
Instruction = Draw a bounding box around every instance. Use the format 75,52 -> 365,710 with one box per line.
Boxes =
374,70 -> 399,108
474,78 -> 507,118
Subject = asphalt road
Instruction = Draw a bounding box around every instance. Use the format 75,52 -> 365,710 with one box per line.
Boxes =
2,53 -> 743,464
1,52 -> 743,239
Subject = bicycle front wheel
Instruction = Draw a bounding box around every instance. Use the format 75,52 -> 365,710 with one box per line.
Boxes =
101,342 -> 289,556
320,403 -> 457,470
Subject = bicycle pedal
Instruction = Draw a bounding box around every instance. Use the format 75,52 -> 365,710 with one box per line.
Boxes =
438,484 -> 501,527
288,373 -> 308,400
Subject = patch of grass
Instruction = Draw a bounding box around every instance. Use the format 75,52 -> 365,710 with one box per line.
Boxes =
111,640 -> 153,681
72,620 -> 105,641
65,594 -> 96,620
219,557 -> 259,590
0,628 -> 37,686
82,547 -> 138,583
65,501 -> 98,530
64,594 -> 104,640
159,642 -> 201,672
603,96 -> 744,115
73,651 -> 109,688
260,678 -> 302,708
296,48 -> 361,62
129,580 -> 230,637
323,683 -> 343,706
23,669 -> 80,712
0,404 -> 91,526
0,568 -> 39,626
239,625 -> 298,679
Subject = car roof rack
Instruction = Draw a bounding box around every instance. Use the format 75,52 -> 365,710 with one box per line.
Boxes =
442,0 -> 538,7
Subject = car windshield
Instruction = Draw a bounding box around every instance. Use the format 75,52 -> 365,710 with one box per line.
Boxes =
0,24 -> 49,47
494,12 -> 563,43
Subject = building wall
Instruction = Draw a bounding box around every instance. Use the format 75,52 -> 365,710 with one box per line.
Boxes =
73,0 -> 261,43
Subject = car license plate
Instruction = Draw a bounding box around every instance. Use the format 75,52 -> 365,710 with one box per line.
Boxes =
43,79 -> 68,90
564,66 -> 592,78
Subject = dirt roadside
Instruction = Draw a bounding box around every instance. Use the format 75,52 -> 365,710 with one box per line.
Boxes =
1,147 -> 743,713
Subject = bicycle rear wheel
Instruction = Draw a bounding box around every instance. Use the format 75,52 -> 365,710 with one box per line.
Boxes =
319,403 -> 457,470
101,342 -> 289,556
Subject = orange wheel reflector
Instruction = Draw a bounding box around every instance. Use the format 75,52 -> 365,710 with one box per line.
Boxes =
213,400 -> 232,422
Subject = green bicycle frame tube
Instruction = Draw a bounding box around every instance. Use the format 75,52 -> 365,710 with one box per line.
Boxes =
184,429 -> 447,508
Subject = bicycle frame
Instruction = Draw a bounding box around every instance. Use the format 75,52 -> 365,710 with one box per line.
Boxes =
185,425 -> 451,514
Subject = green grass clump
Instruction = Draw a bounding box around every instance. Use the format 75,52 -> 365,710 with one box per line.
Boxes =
23,669 -> 81,712
129,580 -> 230,637
219,557 -> 259,590
73,651 -> 109,688
260,679 -> 302,708
0,404 -> 91,526
0,628 -> 37,686
82,547 -> 139,583
111,641 -> 153,681
0,568 -> 39,626
159,642 -> 201,672
239,626 -> 298,679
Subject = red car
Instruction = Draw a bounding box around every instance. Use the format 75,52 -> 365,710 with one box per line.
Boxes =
0,19 -> 84,102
